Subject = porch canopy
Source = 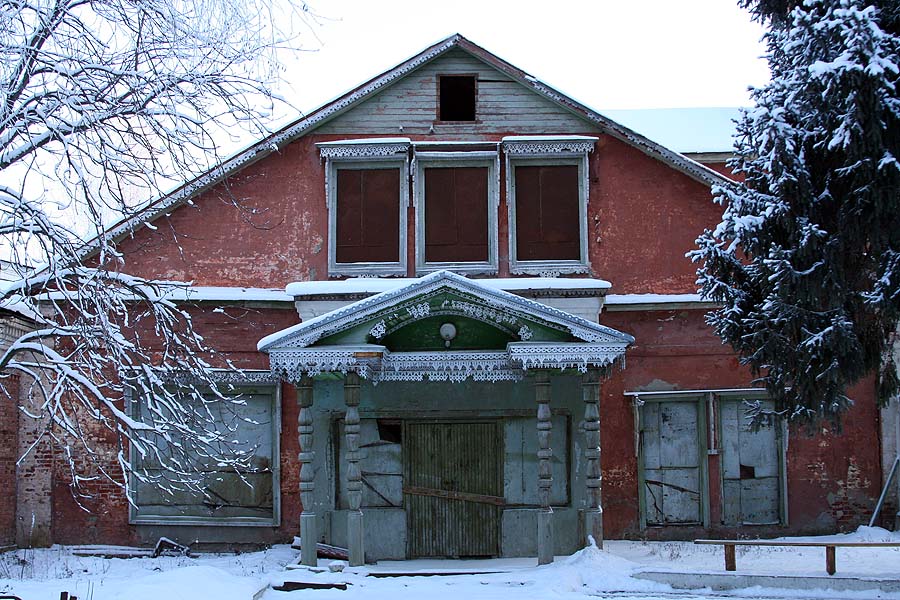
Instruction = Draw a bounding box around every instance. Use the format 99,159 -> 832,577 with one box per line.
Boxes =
258,270 -> 633,566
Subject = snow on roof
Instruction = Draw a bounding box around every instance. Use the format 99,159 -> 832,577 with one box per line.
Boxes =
285,276 -> 612,297
0,299 -> 42,322
163,286 -> 293,302
261,271 -> 629,352
604,293 -> 708,305
598,108 -> 742,154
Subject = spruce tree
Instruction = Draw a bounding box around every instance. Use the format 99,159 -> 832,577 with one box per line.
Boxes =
693,0 -> 900,426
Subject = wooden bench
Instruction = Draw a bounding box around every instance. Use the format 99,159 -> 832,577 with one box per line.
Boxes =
694,539 -> 900,575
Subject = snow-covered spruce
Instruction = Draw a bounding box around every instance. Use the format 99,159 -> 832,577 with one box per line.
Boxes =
692,0 -> 900,426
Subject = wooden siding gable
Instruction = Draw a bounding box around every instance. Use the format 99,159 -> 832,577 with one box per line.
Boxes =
318,48 -> 599,136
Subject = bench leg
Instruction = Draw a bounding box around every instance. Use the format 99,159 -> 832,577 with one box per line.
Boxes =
826,545 -> 835,576
725,544 -> 736,571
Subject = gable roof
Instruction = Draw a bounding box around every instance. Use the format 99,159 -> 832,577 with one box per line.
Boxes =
258,270 -> 634,352
87,33 -> 735,258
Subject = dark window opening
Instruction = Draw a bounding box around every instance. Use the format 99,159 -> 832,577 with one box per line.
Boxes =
424,166 -> 489,263
514,165 -> 580,261
335,168 -> 400,263
376,419 -> 402,444
439,76 -> 476,121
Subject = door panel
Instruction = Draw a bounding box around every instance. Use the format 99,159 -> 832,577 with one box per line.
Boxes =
404,422 -> 501,558
642,401 -> 702,525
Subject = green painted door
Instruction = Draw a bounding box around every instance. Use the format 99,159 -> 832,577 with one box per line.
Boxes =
403,421 -> 502,558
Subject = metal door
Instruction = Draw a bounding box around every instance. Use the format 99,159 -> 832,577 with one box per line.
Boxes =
403,421 -> 502,558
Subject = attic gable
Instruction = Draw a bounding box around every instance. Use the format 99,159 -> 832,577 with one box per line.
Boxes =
317,48 -> 598,136
85,34 -> 732,259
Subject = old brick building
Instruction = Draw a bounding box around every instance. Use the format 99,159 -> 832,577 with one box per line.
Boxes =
8,34 -> 895,561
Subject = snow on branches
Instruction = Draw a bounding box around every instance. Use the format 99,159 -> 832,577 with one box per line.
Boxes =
0,0 -> 308,502
693,0 -> 900,427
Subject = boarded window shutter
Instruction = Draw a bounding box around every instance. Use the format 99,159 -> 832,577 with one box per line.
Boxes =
336,169 -> 400,263
515,165 -> 580,261
424,167 -> 488,263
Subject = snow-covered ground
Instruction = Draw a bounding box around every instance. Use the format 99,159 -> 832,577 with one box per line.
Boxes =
0,527 -> 897,600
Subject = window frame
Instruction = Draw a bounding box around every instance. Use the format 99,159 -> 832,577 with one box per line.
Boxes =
503,137 -> 597,276
635,393 -> 710,529
413,150 -> 500,275
320,139 -> 411,277
715,393 -> 788,527
436,73 -> 479,123
629,388 -> 788,530
128,373 -> 282,527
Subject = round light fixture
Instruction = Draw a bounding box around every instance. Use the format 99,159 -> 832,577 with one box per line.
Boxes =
439,322 -> 457,348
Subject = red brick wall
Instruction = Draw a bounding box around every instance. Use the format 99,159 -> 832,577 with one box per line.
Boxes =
50,305 -> 301,546
0,374 -> 18,546
599,309 -> 881,538
114,133 -> 723,296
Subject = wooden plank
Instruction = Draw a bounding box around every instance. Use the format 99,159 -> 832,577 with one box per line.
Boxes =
695,540 -> 900,547
724,544 -> 736,571
826,545 -> 836,576
402,485 -> 505,506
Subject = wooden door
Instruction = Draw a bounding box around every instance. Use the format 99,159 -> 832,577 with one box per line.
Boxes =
641,400 -> 703,525
403,421 -> 502,558
721,399 -> 782,525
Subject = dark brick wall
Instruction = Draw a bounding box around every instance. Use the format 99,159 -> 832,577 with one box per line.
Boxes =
0,374 -> 18,546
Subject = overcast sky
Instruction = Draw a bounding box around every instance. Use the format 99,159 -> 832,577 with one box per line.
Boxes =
278,0 -> 771,115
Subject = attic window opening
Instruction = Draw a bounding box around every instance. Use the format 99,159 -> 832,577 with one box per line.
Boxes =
439,75 -> 476,122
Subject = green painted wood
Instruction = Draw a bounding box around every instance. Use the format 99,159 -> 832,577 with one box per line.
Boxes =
317,48 -> 597,136
404,421 -> 501,558
316,289 -> 575,347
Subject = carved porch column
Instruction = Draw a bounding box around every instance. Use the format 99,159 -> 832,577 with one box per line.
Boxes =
535,371 -> 553,565
344,372 -> 365,566
582,369 -> 603,548
297,374 -> 317,566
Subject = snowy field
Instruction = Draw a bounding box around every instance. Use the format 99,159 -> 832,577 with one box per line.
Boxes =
0,527 -> 897,600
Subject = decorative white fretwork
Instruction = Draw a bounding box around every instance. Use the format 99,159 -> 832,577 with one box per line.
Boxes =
319,141 -> 410,160
509,342 -> 626,373
406,302 -> 430,319
269,347 -> 375,381
518,325 -> 533,341
369,319 -> 387,340
379,351 -> 520,383
502,138 -> 597,156
440,299 -> 519,327
258,271 -> 634,352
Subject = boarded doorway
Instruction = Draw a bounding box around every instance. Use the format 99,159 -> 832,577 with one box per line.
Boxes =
640,399 -> 706,526
403,421 -> 502,558
721,399 -> 784,525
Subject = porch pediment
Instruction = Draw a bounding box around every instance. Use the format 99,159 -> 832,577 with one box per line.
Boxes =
258,270 -> 633,382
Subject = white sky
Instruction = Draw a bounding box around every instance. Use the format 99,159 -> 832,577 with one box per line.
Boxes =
278,0 -> 771,116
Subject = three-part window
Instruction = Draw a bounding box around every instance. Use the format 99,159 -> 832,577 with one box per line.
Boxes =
320,136 -> 596,277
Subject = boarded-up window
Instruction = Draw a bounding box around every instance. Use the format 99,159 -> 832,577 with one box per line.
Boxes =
131,387 -> 278,524
514,165 -> 580,261
336,168 -> 401,264
641,400 -> 703,526
337,419 -> 403,509
424,167 -> 489,263
721,399 -> 782,525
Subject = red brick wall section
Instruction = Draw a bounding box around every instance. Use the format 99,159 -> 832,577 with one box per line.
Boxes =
0,374 -> 18,546
50,305 -> 301,546
114,133 -> 725,296
599,309 -> 881,538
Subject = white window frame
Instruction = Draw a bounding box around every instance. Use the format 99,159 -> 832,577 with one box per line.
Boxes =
128,371 -> 282,527
413,150 -> 500,275
503,136 -> 597,276
319,139 -> 411,277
